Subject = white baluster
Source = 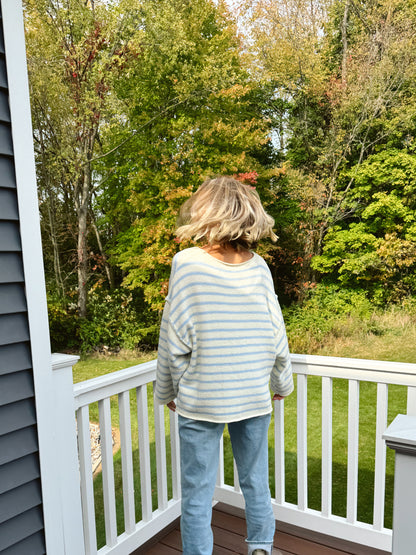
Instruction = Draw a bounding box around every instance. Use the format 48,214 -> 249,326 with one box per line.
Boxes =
407,387 -> 416,416
233,459 -> 240,492
170,409 -> 181,500
373,383 -> 388,530
321,377 -> 333,518
119,390 -> 135,534
297,374 -> 308,511
153,384 -> 168,510
99,397 -> 117,546
274,397 -> 285,504
217,435 -> 224,487
77,405 -> 97,555
137,385 -> 152,521
347,380 -> 359,525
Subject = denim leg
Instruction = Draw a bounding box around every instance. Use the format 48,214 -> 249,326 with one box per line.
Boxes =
178,415 -> 224,555
228,414 -> 275,555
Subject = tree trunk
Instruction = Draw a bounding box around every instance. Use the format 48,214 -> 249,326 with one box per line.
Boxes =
341,0 -> 350,85
46,183 -> 65,297
91,214 -> 115,289
38,129 -> 65,297
76,166 -> 91,317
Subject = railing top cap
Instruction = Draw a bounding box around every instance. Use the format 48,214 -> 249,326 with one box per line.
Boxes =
52,352 -> 80,370
291,353 -> 416,374
73,357 -> 157,399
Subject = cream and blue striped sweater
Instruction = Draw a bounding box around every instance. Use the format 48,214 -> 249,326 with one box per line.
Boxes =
155,247 -> 294,422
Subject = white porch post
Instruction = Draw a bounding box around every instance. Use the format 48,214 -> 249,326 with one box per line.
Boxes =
52,353 -> 86,555
407,387 -> 416,416
383,414 -> 416,555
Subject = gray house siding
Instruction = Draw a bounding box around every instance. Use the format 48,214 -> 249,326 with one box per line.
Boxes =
0,5 -> 45,554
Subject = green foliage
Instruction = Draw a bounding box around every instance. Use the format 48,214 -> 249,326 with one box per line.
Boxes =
78,287 -> 159,352
31,0 -> 416,346
284,284 -> 373,352
47,296 -> 81,352
312,223 -> 381,280
312,149 -> 416,300
245,0 -> 416,297
47,288 -> 159,353
101,0 -> 274,309
284,283 -> 416,358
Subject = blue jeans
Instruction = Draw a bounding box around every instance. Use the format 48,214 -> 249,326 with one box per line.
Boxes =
178,413 -> 275,555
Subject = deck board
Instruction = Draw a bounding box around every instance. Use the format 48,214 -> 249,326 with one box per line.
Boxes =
134,504 -> 391,554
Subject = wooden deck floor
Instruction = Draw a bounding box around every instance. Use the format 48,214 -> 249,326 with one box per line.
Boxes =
135,504 -> 390,555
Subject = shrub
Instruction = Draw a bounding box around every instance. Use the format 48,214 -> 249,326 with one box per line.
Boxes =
78,287 -> 159,353
283,284 -> 373,353
47,295 -> 81,352
47,288 -> 160,353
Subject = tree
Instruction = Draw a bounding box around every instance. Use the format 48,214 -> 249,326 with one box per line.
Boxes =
26,0 -> 137,315
243,0 -> 416,296
312,149 -> 416,300
99,0 -> 275,310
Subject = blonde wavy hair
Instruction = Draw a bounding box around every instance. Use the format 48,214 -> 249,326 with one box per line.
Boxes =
176,176 -> 277,250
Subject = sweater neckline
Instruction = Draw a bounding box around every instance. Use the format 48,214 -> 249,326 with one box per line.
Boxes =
197,247 -> 255,267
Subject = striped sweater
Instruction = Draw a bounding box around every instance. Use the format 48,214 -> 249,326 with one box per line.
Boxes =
155,247 -> 294,422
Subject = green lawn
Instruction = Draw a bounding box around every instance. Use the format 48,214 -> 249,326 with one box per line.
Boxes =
73,352 -> 156,384
73,334 -> 412,547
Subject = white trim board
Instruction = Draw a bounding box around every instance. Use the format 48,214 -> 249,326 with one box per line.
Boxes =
1,1 -> 64,552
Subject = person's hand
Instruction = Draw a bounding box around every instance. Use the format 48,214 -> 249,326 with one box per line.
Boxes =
167,401 -> 176,412
272,394 -> 285,401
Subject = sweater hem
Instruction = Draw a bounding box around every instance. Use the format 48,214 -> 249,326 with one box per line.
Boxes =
175,406 -> 273,424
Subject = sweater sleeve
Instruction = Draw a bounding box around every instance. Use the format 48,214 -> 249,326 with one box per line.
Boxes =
269,295 -> 294,397
155,298 -> 192,405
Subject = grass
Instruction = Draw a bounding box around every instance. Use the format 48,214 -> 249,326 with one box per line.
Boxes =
73,350 -> 156,384
73,307 -> 416,546
287,303 -> 416,363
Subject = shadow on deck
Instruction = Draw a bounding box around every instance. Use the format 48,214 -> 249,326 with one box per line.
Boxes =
133,503 -> 390,555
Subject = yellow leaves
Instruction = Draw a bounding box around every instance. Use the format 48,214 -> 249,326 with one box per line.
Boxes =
217,84 -> 251,99
164,186 -> 193,202
376,233 -> 416,271
199,117 -> 266,151
139,217 -> 177,247
246,0 -> 329,89
159,280 -> 169,297
267,166 -> 287,179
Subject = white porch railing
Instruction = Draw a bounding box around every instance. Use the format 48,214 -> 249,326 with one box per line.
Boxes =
73,360 -> 181,555
216,355 -> 416,553
64,354 -> 416,555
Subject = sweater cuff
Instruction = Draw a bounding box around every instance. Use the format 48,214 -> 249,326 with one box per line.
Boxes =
271,378 -> 294,398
